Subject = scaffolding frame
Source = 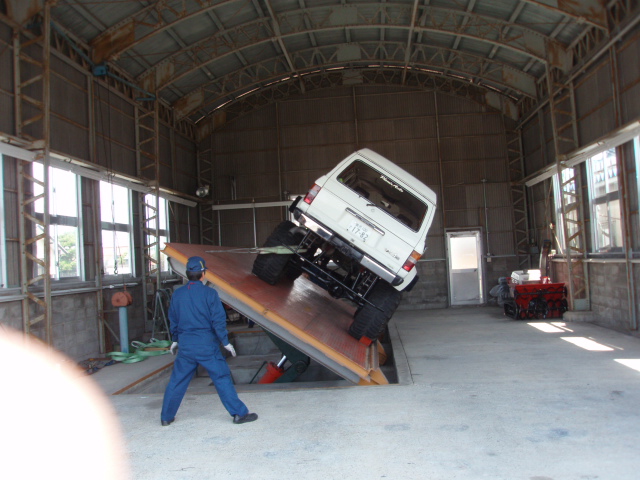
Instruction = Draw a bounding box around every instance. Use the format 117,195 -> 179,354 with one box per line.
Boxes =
545,65 -> 589,311
14,5 -> 53,343
136,101 -> 162,329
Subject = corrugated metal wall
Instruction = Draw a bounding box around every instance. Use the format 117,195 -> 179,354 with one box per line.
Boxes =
0,22 -> 14,136
521,28 -> 640,332
0,17 -> 199,360
204,86 -> 521,307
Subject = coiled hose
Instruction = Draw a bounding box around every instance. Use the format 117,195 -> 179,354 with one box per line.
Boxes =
107,338 -> 172,364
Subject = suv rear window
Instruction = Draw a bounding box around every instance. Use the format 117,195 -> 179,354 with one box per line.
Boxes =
337,160 -> 428,231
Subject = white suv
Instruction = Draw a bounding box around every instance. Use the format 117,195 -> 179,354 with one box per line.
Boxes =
252,148 -> 437,343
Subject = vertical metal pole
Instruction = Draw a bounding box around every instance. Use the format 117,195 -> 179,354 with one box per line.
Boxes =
609,46 -> 637,329
153,103 -> 161,290
134,105 -> 149,329
433,90 -> 447,230
481,179 -> 490,256
170,128 -> 179,242
187,207 -> 191,244
252,203 -> 258,248
42,5 -> 52,345
92,178 -> 105,353
276,102 -> 282,201
352,87 -> 359,149
434,90 -> 451,305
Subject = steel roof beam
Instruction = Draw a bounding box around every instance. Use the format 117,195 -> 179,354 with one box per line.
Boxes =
138,4 -> 563,94
264,0 -> 297,77
205,9 -> 249,67
92,0 -> 607,62
65,1 -> 107,32
91,0 -> 246,63
488,1 -> 526,60
445,0 -> 477,79
519,0 -> 608,31
200,66 -> 514,132
401,0 -> 420,84
174,41 -> 536,120
297,0 -> 318,47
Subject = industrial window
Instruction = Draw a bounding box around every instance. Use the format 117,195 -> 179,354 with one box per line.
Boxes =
0,155 -> 6,288
144,193 -> 170,272
586,148 -> 622,252
553,167 -> 580,253
636,135 -> 640,212
32,163 -> 83,280
100,182 -> 133,276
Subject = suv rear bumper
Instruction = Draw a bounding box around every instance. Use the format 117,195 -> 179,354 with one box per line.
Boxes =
293,210 -> 403,287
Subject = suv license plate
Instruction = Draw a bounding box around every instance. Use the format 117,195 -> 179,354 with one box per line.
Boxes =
347,221 -> 369,242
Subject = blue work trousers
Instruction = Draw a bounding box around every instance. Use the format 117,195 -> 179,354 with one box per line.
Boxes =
161,343 -> 248,422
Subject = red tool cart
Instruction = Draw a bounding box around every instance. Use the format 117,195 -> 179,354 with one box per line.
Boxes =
503,270 -> 567,320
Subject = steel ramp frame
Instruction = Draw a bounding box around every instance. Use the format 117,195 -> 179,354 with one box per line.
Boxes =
163,243 -> 387,385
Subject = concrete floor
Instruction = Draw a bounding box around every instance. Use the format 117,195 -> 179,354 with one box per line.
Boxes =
102,307 -> 640,480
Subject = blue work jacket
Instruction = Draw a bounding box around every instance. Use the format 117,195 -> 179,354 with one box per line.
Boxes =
168,280 -> 229,347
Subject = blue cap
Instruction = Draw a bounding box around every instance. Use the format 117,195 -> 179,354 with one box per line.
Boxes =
186,256 -> 207,272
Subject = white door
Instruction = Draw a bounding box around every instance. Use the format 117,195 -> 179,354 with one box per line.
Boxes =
447,231 -> 484,306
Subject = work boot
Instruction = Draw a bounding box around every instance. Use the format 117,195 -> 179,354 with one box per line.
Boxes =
161,418 -> 174,426
233,412 -> 258,424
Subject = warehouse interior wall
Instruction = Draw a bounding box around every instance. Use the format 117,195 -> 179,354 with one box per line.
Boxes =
199,86 -> 524,310
0,11 -> 639,362
522,27 -> 640,334
0,14 -> 199,359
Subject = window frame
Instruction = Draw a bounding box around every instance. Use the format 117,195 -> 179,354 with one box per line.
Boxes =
33,162 -> 84,282
552,167 -> 578,254
0,155 -> 6,288
100,181 -> 134,278
586,148 -> 622,253
144,193 -> 171,273
635,135 -> 640,213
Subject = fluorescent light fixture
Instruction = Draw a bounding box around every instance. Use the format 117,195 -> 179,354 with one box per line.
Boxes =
561,337 -> 614,352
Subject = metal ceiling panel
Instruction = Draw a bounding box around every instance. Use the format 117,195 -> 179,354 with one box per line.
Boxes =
37,0 -> 635,125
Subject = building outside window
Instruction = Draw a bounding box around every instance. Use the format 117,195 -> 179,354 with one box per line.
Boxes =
33,163 -> 82,280
586,148 -> 621,252
100,182 -> 133,276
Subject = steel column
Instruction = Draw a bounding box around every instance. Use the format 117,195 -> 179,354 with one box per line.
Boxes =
136,101 -> 162,329
609,46 -> 637,330
503,119 -> 531,269
14,5 -> 53,343
198,135 -> 214,245
545,65 -> 589,311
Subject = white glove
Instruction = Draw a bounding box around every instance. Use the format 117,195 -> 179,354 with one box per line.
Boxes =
170,342 -> 178,355
224,344 -> 236,357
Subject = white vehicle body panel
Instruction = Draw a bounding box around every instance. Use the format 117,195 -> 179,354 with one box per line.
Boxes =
295,149 -> 437,290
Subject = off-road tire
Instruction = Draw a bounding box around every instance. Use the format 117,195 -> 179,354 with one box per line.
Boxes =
349,281 -> 402,341
252,221 -> 299,285
283,230 -> 307,281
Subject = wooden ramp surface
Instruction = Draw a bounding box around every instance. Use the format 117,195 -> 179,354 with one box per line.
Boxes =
163,243 -> 387,385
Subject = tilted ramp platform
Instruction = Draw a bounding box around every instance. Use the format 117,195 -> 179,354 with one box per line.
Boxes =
163,243 -> 387,385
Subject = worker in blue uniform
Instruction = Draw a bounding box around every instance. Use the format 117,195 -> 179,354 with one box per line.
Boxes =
160,256 -> 258,426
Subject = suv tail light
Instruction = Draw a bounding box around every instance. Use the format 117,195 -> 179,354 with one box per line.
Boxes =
304,184 -> 321,204
402,250 -> 422,272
